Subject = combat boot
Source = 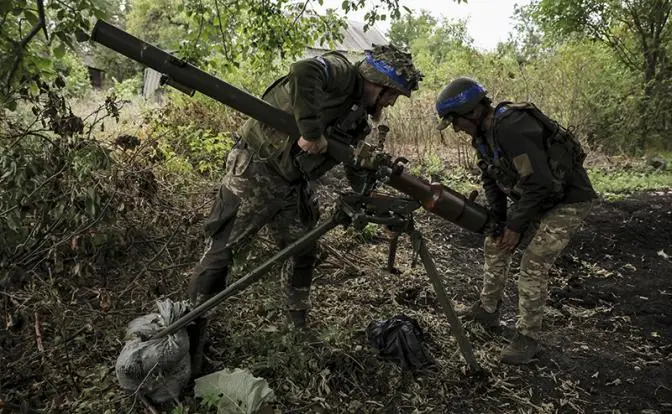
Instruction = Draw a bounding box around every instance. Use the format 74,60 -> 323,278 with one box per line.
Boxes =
187,317 -> 209,378
460,300 -> 500,329
287,309 -> 308,330
500,332 -> 541,365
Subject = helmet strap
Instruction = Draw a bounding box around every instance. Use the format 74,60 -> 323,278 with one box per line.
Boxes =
374,87 -> 388,106
366,86 -> 388,115
461,104 -> 490,136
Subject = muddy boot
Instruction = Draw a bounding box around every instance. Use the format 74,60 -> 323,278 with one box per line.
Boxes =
187,317 -> 209,378
287,309 -> 308,330
500,333 -> 541,365
459,300 -> 500,329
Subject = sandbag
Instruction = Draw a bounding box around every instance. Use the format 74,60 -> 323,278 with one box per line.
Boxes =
115,299 -> 192,403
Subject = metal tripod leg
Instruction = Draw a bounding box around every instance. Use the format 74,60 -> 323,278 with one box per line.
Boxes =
412,231 -> 482,373
387,231 -> 401,274
153,214 -> 342,340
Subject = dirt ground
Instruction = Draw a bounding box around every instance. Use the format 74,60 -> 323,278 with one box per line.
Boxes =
1,177 -> 671,413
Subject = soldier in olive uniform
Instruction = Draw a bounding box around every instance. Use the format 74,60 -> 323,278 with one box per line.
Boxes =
435,77 -> 598,364
187,45 -> 423,374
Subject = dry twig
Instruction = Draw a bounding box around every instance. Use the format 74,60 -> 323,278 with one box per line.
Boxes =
34,310 -> 44,352
119,227 -> 182,296
138,394 -> 160,414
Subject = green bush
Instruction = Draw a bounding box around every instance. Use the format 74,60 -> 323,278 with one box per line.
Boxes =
146,95 -> 236,177
1,91 -> 121,273
155,123 -> 235,176
53,52 -> 92,98
109,74 -> 143,100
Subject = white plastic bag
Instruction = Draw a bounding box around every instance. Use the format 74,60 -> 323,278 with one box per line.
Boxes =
115,299 -> 192,403
194,368 -> 276,414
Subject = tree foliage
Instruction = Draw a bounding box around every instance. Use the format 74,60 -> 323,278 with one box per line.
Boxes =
526,0 -> 672,87
0,0 -> 112,105
519,0 -> 672,151
387,10 -> 438,49
387,11 -> 476,89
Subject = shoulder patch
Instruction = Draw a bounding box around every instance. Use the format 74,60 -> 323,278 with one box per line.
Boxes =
512,153 -> 534,177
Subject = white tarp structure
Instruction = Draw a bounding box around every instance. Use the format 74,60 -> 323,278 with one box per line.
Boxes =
304,19 -> 389,61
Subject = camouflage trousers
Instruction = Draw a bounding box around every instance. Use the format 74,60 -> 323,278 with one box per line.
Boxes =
188,142 -> 319,312
480,201 -> 593,339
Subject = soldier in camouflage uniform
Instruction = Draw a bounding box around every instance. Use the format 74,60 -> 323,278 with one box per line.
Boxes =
187,45 -> 423,375
435,77 -> 598,364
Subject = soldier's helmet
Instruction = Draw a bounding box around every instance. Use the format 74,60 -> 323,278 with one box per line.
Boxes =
435,77 -> 488,130
358,44 -> 423,97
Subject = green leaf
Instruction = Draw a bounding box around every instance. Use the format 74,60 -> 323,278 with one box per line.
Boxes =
7,100 -> 17,111
54,43 -> 66,58
34,56 -> 52,70
93,6 -> 107,19
29,81 -> 39,96
24,10 -> 39,26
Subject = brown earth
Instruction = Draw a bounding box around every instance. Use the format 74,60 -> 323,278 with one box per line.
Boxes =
1,176 -> 671,413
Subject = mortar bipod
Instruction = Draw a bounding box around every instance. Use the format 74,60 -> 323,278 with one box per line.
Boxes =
336,192 -> 483,373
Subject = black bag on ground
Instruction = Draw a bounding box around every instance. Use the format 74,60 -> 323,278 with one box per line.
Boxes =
366,314 -> 435,370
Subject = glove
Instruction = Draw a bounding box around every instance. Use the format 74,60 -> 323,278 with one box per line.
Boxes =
486,207 -> 506,238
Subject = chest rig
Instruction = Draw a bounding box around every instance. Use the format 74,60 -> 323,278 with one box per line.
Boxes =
475,102 -> 587,201
473,105 -> 521,199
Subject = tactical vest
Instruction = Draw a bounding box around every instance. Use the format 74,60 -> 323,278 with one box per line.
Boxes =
239,52 -> 367,183
477,102 -> 587,201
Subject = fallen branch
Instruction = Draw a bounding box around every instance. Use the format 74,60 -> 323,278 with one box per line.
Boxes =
60,323 -> 94,347
319,242 -> 362,272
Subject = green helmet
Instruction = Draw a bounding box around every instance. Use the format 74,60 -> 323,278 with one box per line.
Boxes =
358,44 -> 423,97
435,77 -> 488,130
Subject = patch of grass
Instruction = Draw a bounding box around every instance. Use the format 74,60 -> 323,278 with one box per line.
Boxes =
356,223 -> 381,243
421,152 -> 672,201
409,152 -> 446,180
407,153 -> 481,196
588,166 -> 672,199
441,167 -> 481,195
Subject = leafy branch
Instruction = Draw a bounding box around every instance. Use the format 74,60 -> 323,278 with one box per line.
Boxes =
4,0 -> 47,92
